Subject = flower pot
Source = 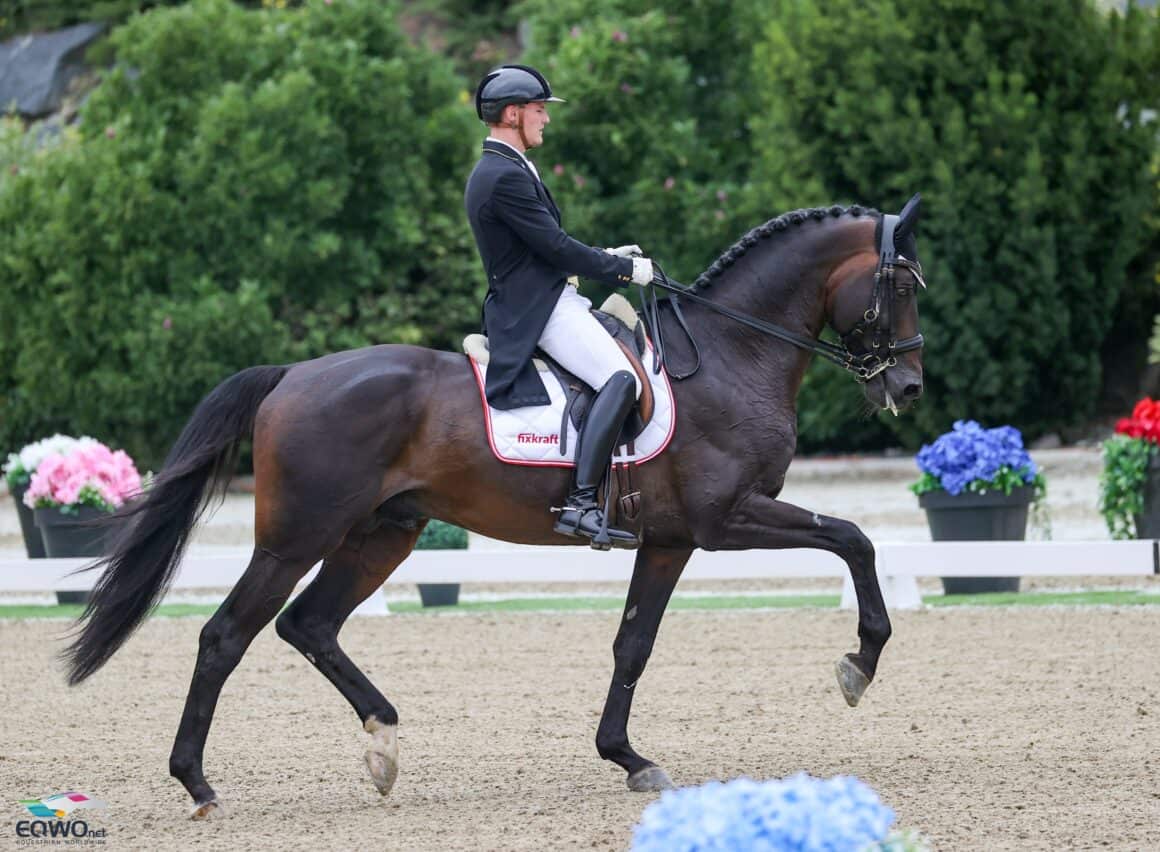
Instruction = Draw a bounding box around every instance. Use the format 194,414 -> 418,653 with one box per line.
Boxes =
417,583 -> 460,607
34,505 -> 120,605
9,481 -> 46,559
1134,455 -> 1160,539
919,485 -> 1032,595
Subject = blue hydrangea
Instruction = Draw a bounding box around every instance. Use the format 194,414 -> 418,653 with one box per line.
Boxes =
631,774 -> 896,852
914,420 -> 1037,495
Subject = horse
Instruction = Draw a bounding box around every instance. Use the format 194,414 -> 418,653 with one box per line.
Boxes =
63,195 -> 926,818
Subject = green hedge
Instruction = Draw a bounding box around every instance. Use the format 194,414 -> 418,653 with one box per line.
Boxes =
416,519 -> 468,550
1,0 -> 1156,465
519,0 -> 762,292
745,0 -> 1159,447
0,0 -> 482,467
0,1 -> 280,39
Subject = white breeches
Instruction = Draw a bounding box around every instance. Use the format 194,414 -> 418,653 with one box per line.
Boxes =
537,286 -> 642,399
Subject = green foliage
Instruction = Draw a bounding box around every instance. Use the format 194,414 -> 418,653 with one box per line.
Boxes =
909,467 -> 1042,498
1099,434 -> 1157,539
1151,310 -> 1160,364
413,0 -> 520,82
747,0 -> 1160,448
416,518 -> 468,550
0,1 -> 288,39
0,0 -> 482,468
3,0 -> 1158,463
517,0 -> 763,308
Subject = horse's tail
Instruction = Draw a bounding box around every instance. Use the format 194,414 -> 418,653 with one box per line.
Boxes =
63,364 -> 289,686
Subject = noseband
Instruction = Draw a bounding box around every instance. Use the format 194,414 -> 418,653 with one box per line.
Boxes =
837,213 -> 926,381
642,213 -> 924,382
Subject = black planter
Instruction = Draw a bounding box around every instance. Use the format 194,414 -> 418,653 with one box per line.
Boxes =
9,480 -> 46,559
417,583 -> 460,607
34,505 -> 119,605
919,485 -> 1033,595
1134,455 -> 1160,539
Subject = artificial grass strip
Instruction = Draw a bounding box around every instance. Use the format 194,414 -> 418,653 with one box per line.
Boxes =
926,589 -> 1157,608
0,589 -> 1154,620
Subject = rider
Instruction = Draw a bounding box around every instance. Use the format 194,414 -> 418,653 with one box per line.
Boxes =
464,64 -> 654,550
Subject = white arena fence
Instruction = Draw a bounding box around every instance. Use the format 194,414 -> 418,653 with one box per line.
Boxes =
0,540 -> 1154,612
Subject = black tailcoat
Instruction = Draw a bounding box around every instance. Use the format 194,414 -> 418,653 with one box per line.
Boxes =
464,140 -> 634,409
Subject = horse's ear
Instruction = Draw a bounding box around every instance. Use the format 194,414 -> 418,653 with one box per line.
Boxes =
895,193 -> 921,242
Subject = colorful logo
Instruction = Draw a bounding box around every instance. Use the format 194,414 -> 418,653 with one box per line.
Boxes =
18,792 -> 106,820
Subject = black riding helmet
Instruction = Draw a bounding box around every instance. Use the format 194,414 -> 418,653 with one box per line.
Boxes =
475,64 -> 565,123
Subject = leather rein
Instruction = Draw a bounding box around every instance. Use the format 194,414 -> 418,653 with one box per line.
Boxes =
639,213 -> 925,382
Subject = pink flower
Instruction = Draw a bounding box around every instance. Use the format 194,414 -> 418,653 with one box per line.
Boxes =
570,26 -> 582,38
162,316 -> 172,330
553,163 -> 565,176
716,189 -> 728,202
620,83 -> 634,94
573,174 -> 586,189
24,443 -> 142,511
611,30 -> 628,43
663,177 -> 675,191
105,126 -> 116,139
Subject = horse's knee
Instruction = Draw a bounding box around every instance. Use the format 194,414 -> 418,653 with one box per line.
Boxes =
831,519 -> 874,566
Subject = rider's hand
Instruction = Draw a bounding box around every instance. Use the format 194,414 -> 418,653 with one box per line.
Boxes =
630,257 -> 654,285
604,244 -> 643,258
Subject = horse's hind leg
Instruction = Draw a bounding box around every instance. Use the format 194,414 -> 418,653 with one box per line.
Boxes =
595,545 -> 691,792
169,548 -> 316,819
275,522 -> 424,798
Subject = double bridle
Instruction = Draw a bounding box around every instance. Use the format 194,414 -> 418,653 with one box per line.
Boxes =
640,213 -> 925,382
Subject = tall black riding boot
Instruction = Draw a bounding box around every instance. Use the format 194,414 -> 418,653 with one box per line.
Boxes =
553,370 -> 639,550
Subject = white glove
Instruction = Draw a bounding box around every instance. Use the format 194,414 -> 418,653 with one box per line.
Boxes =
604,244 -> 643,258
630,257 -> 654,285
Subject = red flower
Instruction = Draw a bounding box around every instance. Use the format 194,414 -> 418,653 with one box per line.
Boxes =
1116,398 -> 1160,444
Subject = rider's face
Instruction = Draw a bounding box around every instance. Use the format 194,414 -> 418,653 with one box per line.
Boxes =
519,102 -> 550,148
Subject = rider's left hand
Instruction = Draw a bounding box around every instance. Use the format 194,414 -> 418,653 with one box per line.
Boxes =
604,244 -> 643,258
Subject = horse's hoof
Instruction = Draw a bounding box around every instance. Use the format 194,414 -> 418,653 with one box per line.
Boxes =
627,766 -> 675,792
835,655 -> 871,708
364,719 -> 399,797
190,800 -> 226,821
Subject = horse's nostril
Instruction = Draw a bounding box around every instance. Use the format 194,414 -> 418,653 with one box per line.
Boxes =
902,383 -> 922,400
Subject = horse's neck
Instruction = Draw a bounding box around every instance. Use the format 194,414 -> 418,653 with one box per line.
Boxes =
686,220 -> 864,384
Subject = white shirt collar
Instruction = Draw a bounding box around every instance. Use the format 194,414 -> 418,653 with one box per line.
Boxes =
485,136 -> 540,181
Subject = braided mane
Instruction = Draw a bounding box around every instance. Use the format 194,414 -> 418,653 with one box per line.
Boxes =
692,205 -> 879,290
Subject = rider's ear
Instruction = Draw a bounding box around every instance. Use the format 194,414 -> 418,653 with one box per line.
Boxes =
895,193 -> 921,241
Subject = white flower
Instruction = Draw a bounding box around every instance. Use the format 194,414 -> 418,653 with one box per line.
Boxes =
4,434 -> 100,477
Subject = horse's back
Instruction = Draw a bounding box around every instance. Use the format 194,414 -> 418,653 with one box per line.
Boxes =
253,343 -> 477,476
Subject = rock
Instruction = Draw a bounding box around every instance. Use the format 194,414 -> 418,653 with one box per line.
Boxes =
0,22 -> 105,119
1030,432 -> 1062,450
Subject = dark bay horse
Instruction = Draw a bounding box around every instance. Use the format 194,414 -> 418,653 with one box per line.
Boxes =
65,197 -> 926,818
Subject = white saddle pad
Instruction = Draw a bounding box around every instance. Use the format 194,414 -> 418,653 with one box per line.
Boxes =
467,348 -> 676,467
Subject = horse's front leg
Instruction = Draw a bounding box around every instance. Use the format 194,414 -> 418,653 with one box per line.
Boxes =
595,545 -> 692,792
712,495 -> 891,707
